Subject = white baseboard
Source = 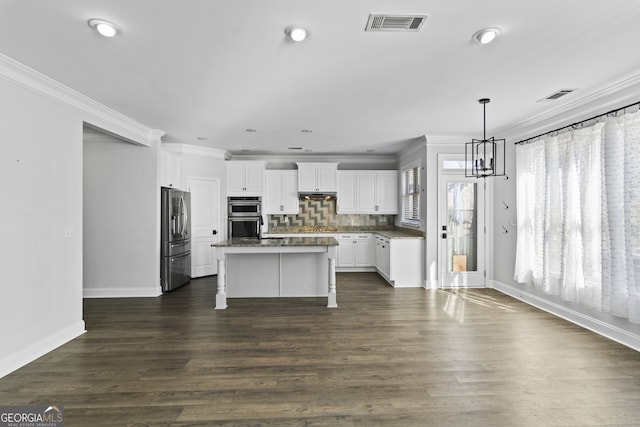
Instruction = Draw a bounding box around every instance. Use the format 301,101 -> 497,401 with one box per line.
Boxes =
391,282 -> 424,288
491,280 -> 640,352
336,267 -> 377,273
0,320 -> 86,379
83,286 -> 162,298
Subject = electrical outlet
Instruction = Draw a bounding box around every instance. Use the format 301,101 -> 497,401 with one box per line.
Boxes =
64,226 -> 75,239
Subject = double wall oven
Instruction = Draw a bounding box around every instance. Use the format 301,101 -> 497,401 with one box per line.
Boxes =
228,196 -> 262,239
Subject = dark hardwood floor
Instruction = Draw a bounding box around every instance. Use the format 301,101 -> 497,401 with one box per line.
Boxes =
1,272 -> 640,426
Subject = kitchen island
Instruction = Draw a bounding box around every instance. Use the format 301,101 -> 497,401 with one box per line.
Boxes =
212,236 -> 338,309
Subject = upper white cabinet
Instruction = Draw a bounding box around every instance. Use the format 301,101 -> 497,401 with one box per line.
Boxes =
264,170 -> 299,214
337,170 -> 398,214
226,161 -> 264,196
297,162 -> 338,192
160,149 -> 182,189
374,171 -> 399,214
336,172 -> 357,212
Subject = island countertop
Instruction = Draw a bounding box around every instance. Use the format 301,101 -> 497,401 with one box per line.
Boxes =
213,236 -> 339,248
212,236 -> 339,309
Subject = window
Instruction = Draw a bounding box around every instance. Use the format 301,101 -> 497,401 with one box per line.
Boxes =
401,163 -> 421,225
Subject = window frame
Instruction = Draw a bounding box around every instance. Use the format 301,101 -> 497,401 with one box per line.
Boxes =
400,161 -> 422,227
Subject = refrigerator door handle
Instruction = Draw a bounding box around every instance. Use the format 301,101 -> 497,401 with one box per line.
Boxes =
171,215 -> 177,236
184,196 -> 188,236
180,196 -> 187,236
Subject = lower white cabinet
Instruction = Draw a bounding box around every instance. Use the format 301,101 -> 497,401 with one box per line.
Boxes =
375,234 -> 422,287
337,234 -> 372,267
261,232 -> 422,286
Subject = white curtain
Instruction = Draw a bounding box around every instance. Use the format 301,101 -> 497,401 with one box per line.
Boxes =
601,111 -> 640,323
515,111 -> 640,324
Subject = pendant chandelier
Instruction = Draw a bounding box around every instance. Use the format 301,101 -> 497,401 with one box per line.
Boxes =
465,98 -> 506,178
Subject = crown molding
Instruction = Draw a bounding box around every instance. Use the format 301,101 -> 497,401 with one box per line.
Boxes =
397,135 -> 427,158
162,143 -> 227,159
425,135 -> 468,146
229,153 -> 398,164
500,72 -> 640,142
0,53 -> 163,146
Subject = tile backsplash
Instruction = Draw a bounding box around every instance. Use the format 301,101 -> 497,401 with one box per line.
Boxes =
268,199 -> 394,228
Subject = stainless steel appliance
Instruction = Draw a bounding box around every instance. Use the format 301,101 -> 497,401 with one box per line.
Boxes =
161,187 -> 191,292
227,196 -> 262,239
228,196 -> 262,216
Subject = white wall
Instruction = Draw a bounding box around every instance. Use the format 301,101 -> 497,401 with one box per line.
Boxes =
83,132 -> 161,297
0,76 -> 85,377
178,145 -> 227,189
0,53 -> 162,378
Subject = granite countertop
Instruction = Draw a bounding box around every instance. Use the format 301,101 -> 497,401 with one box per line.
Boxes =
213,236 -> 339,248
265,226 -> 424,239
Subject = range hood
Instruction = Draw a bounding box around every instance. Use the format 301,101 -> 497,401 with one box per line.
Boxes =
298,192 -> 337,201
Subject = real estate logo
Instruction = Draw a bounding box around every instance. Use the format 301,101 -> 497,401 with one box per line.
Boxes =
0,405 -> 64,427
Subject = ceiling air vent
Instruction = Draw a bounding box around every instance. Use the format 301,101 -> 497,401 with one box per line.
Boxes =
365,14 -> 428,32
537,89 -> 576,102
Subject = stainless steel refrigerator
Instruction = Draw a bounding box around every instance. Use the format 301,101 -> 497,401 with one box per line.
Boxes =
161,187 -> 191,292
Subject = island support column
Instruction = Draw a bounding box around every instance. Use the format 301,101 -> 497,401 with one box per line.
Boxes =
327,246 -> 337,308
215,257 -> 227,309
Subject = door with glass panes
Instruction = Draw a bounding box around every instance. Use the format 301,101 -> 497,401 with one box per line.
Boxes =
439,168 -> 486,288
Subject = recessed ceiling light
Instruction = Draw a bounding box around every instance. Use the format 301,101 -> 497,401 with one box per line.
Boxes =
88,18 -> 120,37
472,27 -> 501,44
285,25 -> 308,42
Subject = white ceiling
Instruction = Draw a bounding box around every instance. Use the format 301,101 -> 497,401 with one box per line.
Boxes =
2,0 -> 640,155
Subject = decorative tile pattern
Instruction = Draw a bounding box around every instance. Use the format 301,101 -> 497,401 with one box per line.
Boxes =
268,199 -> 394,228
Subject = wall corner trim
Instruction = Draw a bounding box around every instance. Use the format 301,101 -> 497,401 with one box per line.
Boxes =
0,321 -> 86,379
490,280 -> 640,352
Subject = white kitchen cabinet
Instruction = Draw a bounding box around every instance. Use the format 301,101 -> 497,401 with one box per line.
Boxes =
160,149 -> 182,189
338,235 -> 355,266
356,172 -> 377,212
226,161 -> 264,196
264,170 -> 299,214
338,234 -> 373,268
297,162 -> 338,192
336,172 -> 357,213
375,171 -> 399,214
375,234 -> 422,287
337,170 -> 398,214
374,235 -> 390,277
